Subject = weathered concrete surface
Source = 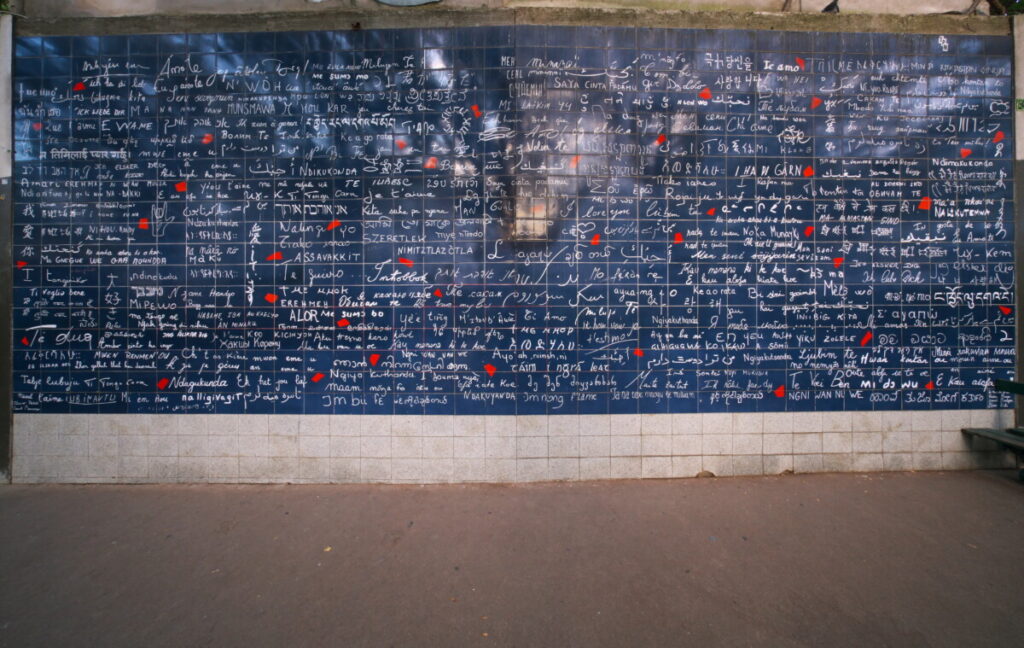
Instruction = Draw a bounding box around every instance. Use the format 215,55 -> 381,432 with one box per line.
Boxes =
16,6 -> 1009,38
1,471 -> 1022,647
20,0 -> 990,20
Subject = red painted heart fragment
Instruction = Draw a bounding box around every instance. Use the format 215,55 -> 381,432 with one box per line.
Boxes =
960,148 -> 972,158
264,293 -> 278,304
804,226 -> 814,238
803,166 -> 814,177
994,131 -> 1005,143
266,251 -> 283,261
21,337 -> 29,346
311,372 -> 325,383
157,378 -> 170,390
810,97 -> 822,109
369,353 -> 381,367
484,363 -> 496,377
336,318 -> 350,328
398,257 -> 414,267
795,57 -> 805,70
326,220 -> 341,230
860,330 -> 873,346
833,257 -> 844,268
699,87 -> 712,100
707,207 -> 716,216
570,155 -> 581,168
918,196 -> 932,210
32,122 -> 43,131
73,81 -> 86,91
138,217 -> 149,229
655,134 -> 667,145
925,381 -> 935,390
590,234 -> 601,245
999,305 -> 1012,315
16,260 -> 27,268
471,104 -> 482,118
174,181 -> 187,192
633,348 -> 644,357
433,289 -> 443,298
396,139 -> 407,150
673,232 -> 684,244
773,385 -> 786,398
201,133 -> 214,144
424,157 -> 438,169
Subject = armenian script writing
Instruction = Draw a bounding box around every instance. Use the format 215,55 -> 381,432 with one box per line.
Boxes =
12,27 -> 1015,414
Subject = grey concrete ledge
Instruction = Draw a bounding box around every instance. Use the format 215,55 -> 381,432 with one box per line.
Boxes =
15,7 -> 1011,38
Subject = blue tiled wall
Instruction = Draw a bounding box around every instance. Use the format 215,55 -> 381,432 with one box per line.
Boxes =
11,26 -> 1016,414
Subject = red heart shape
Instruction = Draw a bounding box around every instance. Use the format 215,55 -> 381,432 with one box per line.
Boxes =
655,134 -> 667,145
396,139 -> 407,150
398,257 -> 414,267
264,293 -> 278,304
433,289 -> 443,298
471,104 -> 482,118
16,260 -> 28,268
201,133 -> 214,144
860,330 -> 873,346
326,219 -> 341,231
424,157 -> 438,169
804,226 -> 814,238
138,217 -> 149,230
803,166 -> 814,177
570,155 -> 581,168
73,81 -> 86,91
21,337 -> 29,346
706,207 -> 716,216
266,251 -> 283,261
673,232 -> 683,244
310,372 -> 325,383
994,131 -> 1005,143
960,148 -> 972,158
157,378 -> 170,390
483,363 -> 496,377
336,318 -> 350,327
918,196 -> 932,210
999,305 -> 1012,315
590,234 -> 601,245
699,87 -> 712,100
810,97 -> 822,110
925,381 -> 935,390
773,385 -> 786,398
795,57 -> 805,70
833,257 -> 844,268
32,122 -> 43,131
633,348 -> 644,357
174,181 -> 187,192
369,353 -> 381,367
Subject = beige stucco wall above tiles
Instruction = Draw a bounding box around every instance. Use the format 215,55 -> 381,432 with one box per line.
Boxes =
11,410 -> 1016,484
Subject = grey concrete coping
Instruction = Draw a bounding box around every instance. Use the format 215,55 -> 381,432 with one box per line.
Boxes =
15,7 -> 1011,38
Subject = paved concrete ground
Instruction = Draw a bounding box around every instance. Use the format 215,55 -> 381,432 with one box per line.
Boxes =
1,471 -> 1022,648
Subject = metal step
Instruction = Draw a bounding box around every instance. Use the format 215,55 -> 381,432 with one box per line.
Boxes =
962,427 -> 1024,451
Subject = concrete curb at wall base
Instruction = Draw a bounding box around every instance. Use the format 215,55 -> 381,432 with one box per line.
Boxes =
10,410 -> 1017,484
15,8 -> 1011,38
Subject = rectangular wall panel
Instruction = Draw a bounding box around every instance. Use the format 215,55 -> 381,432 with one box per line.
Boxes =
9,25 -> 1017,481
